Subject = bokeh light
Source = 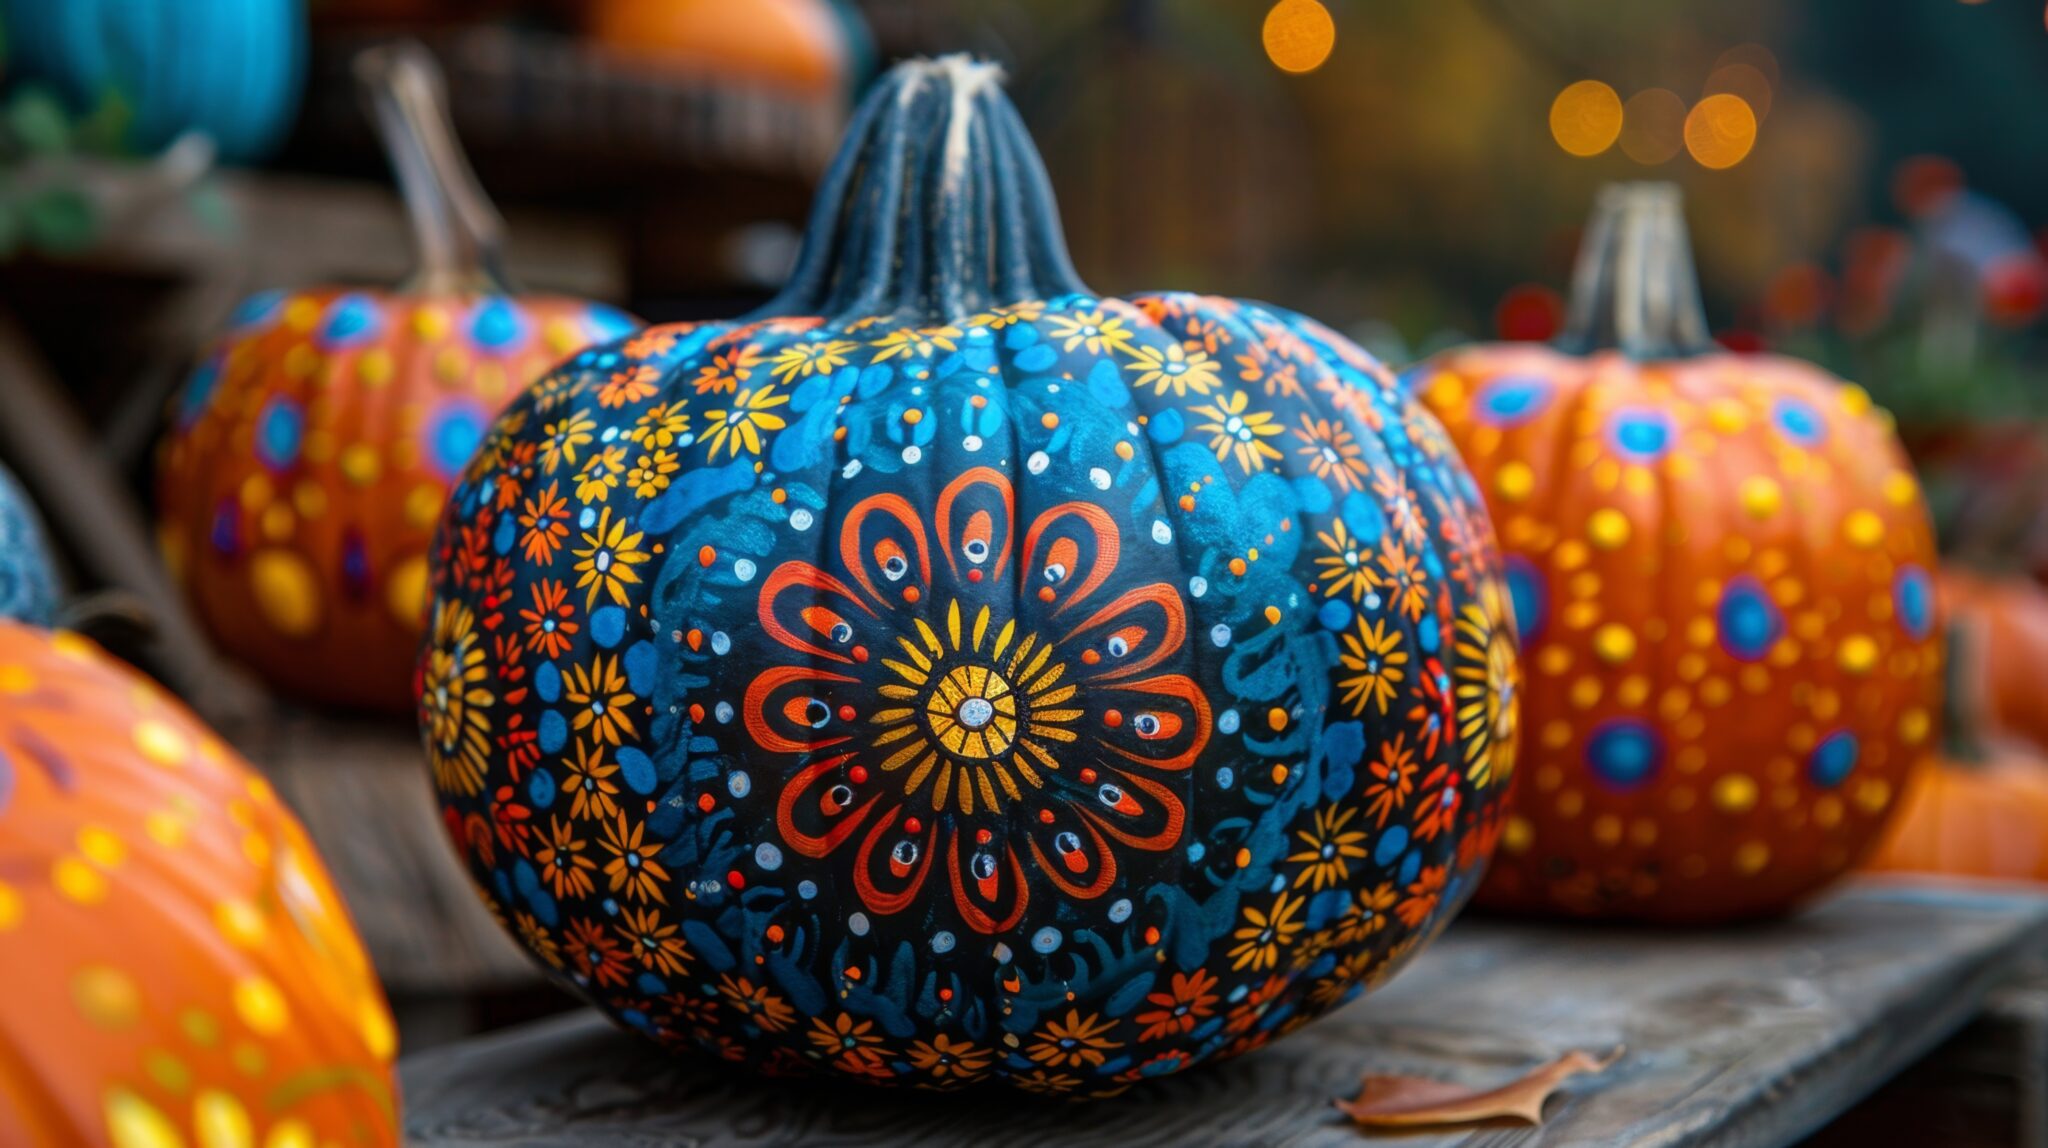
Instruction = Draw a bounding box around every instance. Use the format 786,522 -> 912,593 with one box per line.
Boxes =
1550,80 -> 1623,157
1705,62 -> 1773,121
1263,0 -> 1336,75
1892,155 -> 1964,217
1684,93 -> 1758,169
1495,284 -> 1567,341
1620,89 -> 1687,165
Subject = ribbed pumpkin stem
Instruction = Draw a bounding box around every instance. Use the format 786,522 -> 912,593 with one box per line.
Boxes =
356,41 -> 514,296
1558,182 -> 1716,359
757,55 -> 1090,323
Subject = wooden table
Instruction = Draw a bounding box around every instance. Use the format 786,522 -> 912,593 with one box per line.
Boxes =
398,878 -> 2048,1147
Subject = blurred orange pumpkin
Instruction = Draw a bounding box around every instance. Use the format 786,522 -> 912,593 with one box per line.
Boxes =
1938,567 -> 2048,752
587,0 -> 854,96
0,620 -> 398,1145
1414,183 -> 1942,922
157,43 -> 637,712
1866,606 -> 2048,882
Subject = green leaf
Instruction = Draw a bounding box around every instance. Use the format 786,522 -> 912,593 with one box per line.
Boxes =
7,86 -> 73,156
22,188 -> 95,254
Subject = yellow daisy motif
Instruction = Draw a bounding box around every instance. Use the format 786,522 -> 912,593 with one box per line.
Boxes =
1192,390 -> 1284,472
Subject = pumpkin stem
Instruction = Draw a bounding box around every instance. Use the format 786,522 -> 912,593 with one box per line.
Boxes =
756,54 -> 1090,323
1558,182 -> 1716,359
355,41 -> 514,296
1943,613 -> 1985,765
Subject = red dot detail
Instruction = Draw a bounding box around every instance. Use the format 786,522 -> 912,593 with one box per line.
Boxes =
905,817 -> 923,834
849,765 -> 870,784
696,793 -> 716,813
727,870 -> 746,890
838,704 -> 857,722
1103,709 -> 1122,728
1038,809 -> 1055,824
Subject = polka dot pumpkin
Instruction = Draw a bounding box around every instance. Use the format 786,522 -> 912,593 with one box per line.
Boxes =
156,44 -> 641,713
419,57 -> 1519,1093
157,289 -> 637,711
0,621 -> 398,1146
1415,183 -> 1939,923
0,462 -> 59,626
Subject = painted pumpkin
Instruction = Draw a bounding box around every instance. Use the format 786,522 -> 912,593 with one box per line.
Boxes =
419,56 -> 1518,1093
1866,610 -> 2048,882
157,44 -> 639,713
1415,183 -> 1940,923
2,0 -> 306,161
0,464 -> 59,626
0,621 -> 397,1145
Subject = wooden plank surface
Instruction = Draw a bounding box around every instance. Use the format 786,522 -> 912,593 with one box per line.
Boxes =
398,879 -> 2048,1148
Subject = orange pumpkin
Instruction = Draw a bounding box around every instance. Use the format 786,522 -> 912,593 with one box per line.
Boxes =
1864,749 -> 2048,882
0,620 -> 397,1145
1866,607 -> 2048,881
587,0 -> 854,97
1937,567 -> 2048,752
1415,183 -> 1942,922
157,44 -> 638,712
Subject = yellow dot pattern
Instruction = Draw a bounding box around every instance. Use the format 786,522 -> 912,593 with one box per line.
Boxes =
1420,345 -> 1941,922
0,621 -> 399,1144
153,286 -> 636,712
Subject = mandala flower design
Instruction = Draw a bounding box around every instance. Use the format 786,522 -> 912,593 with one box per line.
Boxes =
742,468 -> 1209,934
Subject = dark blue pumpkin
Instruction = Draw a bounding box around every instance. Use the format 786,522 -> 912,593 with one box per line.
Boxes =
0,464 -> 58,626
420,56 -> 1518,1093
1,0 -> 305,161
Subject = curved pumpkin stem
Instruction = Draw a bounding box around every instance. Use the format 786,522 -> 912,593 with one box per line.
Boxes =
1557,182 -> 1716,359
355,41 -> 513,297
757,54 -> 1090,323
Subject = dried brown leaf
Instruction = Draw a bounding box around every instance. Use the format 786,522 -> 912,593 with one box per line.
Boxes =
1335,1047 -> 1623,1129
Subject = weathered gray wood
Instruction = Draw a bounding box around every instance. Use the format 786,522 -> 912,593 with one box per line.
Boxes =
232,712 -> 537,994
398,879 -> 2048,1148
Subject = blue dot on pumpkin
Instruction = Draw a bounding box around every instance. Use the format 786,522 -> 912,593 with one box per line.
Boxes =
254,398 -> 304,471
229,289 -> 285,332
529,768 -> 556,808
586,304 -> 640,341
1014,344 -> 1057,373
1717,576 -> 1782,662
1374,826 -> 1409,866
1808,731 -> 1859,788
1895,565 -> 1934,641
1773,397 -> 1826,446
179,360 -> 223,428
539,710 -> 568,753
1147,408 -> 1184,443
617,747 -> 657,795
1607,408 -> 1675,461
427,404 -> 487,478
469,297 -> 529,351
1586,720 -> 1663,790
1317,599 -> 1351,631
535,661 -> 561,703
1503,554 -> 1545,643
591,606 -> 627,648
319,293 -> 384,348
1475,375 -> 1553,426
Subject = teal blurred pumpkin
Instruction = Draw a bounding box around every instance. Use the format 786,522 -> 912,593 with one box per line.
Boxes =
1,0 -> 307,161
0,463 -> 59,625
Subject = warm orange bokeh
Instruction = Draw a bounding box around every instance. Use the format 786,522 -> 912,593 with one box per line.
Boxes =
1418,345 -> 1942,922
588,0 -> 854,95
157,289 -> 633,713
0,621 -> 398,1146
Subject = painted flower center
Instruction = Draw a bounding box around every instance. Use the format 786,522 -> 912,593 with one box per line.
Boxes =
924,663 -> 1019,759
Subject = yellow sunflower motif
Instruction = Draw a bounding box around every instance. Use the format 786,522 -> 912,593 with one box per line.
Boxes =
422,597 -> 494,796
